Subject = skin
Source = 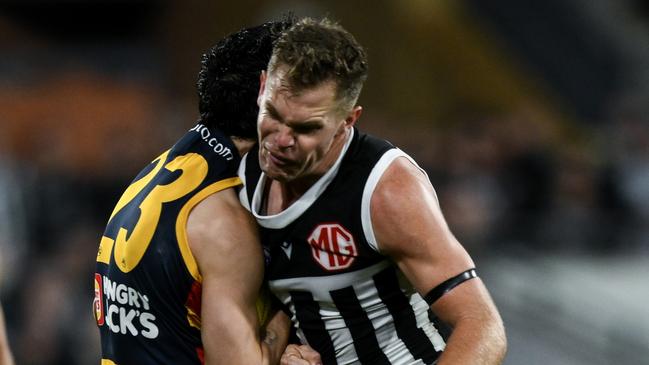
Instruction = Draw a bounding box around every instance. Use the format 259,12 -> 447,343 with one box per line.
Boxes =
186,139 -> 321,365
0,304 -> 14,365
256,66 -> 507,364
257,67 -> 362,205
281,344 -> 322,365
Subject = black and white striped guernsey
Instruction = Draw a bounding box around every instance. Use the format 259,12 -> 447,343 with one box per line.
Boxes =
239,128 -> 446,365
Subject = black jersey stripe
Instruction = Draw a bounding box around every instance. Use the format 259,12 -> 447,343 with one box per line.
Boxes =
290,291 -> 337,365
373,267 -> 441,364
330,286 -> 391,365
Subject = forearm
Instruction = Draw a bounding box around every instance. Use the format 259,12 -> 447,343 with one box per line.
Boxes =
0,346 -> 14,365
0,306 -> 14,365
437,317 -> 506,365
261,310 -> 291,365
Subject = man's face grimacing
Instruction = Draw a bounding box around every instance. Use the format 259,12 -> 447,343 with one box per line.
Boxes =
256,66 -> 362,184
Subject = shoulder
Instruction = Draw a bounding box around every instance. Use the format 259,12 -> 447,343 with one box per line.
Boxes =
360,147 -> 436,250
186,187 -> 260,272
372,156 -> 437,217
370,155 -> 444,253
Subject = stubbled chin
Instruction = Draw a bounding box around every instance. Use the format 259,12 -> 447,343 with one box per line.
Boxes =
261,160 -> 290,181
265,171 -> 293,183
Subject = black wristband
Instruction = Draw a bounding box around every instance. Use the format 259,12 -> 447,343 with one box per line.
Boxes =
423,268 -> 478,305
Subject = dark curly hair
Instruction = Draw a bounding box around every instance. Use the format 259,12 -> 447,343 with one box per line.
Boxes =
197,17 -> 294,139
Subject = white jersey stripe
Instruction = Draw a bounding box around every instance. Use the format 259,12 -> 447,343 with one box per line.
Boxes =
411,294 -> 446,352
269,260 -> 391,302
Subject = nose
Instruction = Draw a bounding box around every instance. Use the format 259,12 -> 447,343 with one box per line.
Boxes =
274,124 -> 295,149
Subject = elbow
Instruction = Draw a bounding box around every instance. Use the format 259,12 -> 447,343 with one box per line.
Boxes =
477,310 -> 508,363
492,316 -> 508,363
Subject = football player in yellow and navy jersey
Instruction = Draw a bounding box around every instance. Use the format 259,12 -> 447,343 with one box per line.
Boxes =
94,18 -> 320,365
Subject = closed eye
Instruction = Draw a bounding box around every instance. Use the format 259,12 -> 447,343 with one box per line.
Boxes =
264,102 -> 283,122
291,123 -> 323,134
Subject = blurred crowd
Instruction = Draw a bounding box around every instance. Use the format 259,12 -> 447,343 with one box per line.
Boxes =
370,91 -> 649,257
0,1 -> 648,364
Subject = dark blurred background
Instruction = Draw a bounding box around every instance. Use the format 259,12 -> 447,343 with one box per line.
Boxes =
0,1 -> 647,364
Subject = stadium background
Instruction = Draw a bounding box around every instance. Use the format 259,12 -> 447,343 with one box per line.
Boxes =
0,0 -> 648,363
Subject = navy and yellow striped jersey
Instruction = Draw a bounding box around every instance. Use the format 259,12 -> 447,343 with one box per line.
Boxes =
94,123 -> 241,365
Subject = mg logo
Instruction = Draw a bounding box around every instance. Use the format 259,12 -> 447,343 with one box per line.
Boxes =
308,223 -> 357,271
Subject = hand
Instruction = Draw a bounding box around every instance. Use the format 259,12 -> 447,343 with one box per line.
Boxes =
280,344 -> 322,365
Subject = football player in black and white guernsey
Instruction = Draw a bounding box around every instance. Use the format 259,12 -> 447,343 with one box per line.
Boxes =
240,17 -> 507,365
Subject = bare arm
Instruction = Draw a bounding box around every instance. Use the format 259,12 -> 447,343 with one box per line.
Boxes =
264,304 -> 322,365
371,157 -> 507,365
187,187 -> 288,365
262,307 -> 292,363
0,304 -> 14,365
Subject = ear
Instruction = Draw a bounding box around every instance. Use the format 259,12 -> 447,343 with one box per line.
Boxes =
257,70 -> 267,106
344,105 -> 363,128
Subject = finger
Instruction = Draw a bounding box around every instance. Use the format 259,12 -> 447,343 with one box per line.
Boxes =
279,354 -> 294,365
284,345 -> 302,356
296,345 -> 322,362
281,354 -> 309,365
295,344 -> 313,357
280,348 -> 304,365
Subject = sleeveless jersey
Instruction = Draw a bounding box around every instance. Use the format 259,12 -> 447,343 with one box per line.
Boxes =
239,128 -> 447,365
94,123 -> 240,365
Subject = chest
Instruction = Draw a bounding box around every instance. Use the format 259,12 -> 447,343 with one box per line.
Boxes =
261,188 -> 384,284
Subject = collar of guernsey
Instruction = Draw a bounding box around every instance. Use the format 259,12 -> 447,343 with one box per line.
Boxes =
248,127 -> 355,229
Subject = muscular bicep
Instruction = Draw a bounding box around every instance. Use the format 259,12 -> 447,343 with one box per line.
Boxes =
371,157 -> 475,296
187,187 -> 265,364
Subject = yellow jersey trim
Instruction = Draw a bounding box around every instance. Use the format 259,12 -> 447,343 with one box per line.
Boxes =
96,236 -> 115,264
176,176 -> 242,282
